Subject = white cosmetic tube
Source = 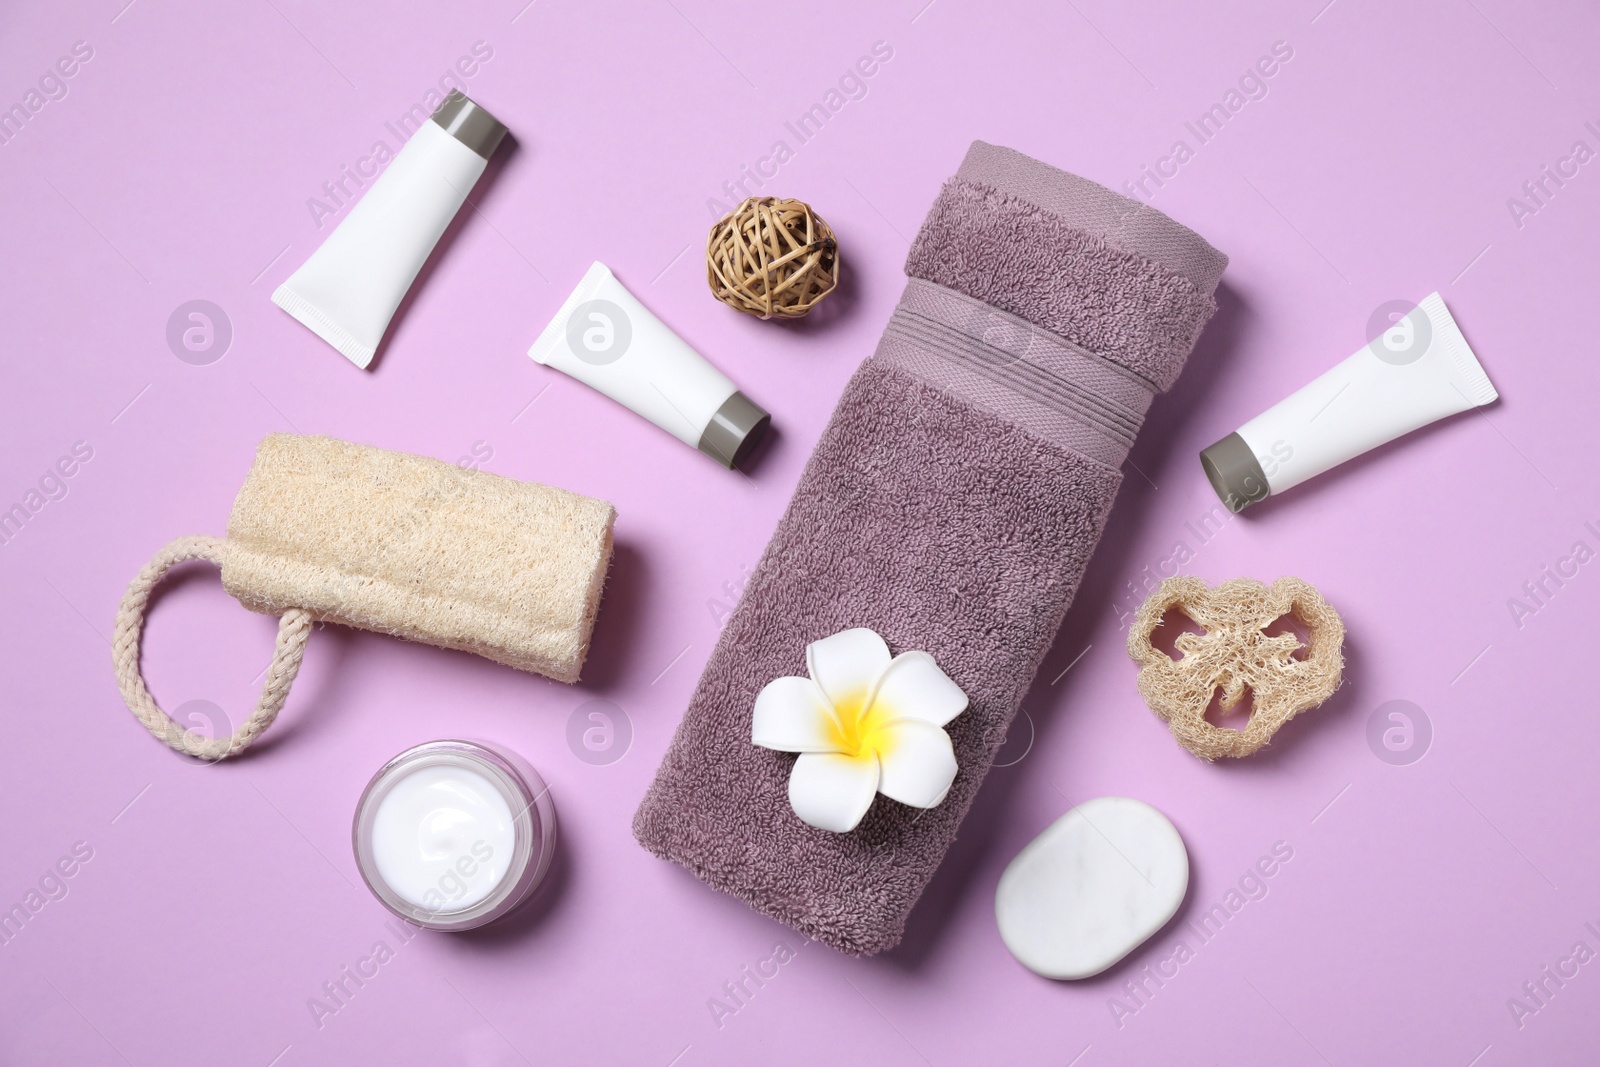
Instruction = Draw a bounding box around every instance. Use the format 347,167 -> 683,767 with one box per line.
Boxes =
1200,292 -> 1498,512
272,91 -> 508,368
528,261 -> 771,469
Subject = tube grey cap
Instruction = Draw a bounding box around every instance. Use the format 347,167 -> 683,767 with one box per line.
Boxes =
431,90 -> 508,160
697,392 -> 771,470
1200,432 -> 1271,514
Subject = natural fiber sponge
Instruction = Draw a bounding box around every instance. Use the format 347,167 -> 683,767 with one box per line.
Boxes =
1126,576 -> 1344,759
223,434 -> 615,684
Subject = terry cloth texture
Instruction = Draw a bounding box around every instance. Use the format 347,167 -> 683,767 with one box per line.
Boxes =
634,140 -> 1226,955
223,434 -> 615,684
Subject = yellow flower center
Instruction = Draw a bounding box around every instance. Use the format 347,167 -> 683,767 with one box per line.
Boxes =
826,688 -> 897,762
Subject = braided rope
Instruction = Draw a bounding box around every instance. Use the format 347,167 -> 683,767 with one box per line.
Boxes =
112,535 -> 312,761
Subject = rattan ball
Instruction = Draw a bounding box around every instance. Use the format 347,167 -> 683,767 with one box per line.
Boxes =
706,197 -> 839,320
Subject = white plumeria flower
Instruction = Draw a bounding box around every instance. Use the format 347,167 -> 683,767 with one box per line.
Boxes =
751,628 -> 969,833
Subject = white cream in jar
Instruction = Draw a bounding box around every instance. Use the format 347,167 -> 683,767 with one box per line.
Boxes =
353,740 -> 555,930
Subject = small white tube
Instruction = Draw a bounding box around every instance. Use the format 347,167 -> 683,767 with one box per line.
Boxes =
528,261 -> 770,469
272,91 -> 508,369
1201,292 -> 1498,512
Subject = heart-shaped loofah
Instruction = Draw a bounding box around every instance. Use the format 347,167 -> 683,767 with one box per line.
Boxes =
1126,576 -> 1344,759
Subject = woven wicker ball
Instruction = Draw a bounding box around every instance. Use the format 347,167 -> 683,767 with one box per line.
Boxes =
706,197 -> 839,319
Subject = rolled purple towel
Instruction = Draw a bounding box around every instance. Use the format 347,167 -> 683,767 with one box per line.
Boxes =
633,141 -> 1228,955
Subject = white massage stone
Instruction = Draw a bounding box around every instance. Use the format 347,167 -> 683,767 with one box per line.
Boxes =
995,796 -> 1188,979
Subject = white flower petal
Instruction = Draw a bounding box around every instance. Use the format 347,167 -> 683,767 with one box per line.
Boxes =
788,752 -> 881,832
752,676 -> 841,753
806,628 -> 892,710
868,651 -> 968,728
876,719 -> 959,809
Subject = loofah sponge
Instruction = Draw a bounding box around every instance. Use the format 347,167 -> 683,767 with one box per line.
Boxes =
1126,576 -> 1344,759
113,434 -> 617,761
223,434 -> 615,683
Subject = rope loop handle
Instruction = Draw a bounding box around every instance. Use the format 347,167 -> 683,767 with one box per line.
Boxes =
112,535 -> 312,761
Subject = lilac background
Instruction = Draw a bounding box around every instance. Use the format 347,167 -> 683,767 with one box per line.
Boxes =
2,0 -> 1597,1063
